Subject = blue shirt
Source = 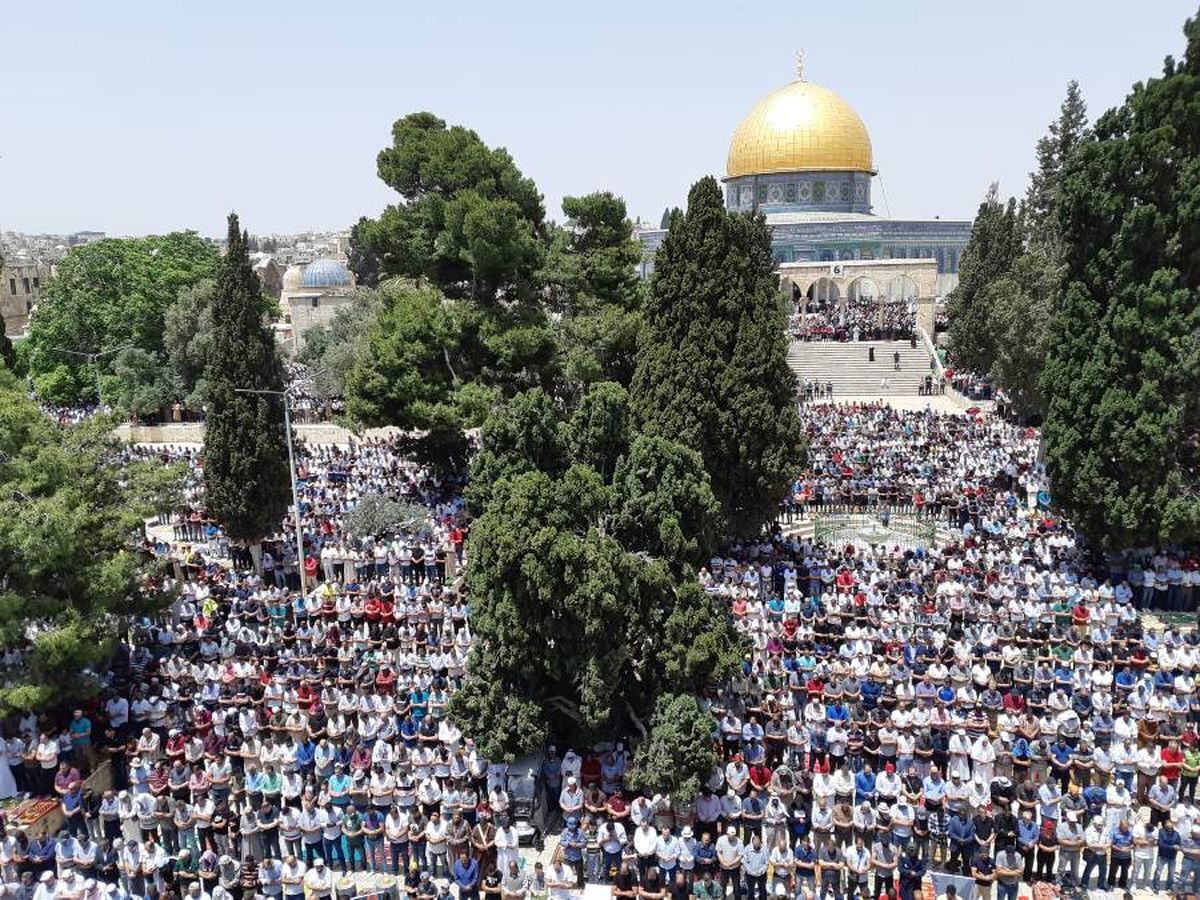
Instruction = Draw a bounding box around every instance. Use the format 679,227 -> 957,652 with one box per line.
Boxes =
1017,819 -> 1039,847
923,777 -> 946,802
560,827 -> 586,862
855,771 -> 877,797
1110,830 -> 1134,854
1159,829 -> 1182,858
453,857 -> 479,889
296,741 -> 315,768
948,817 -> 976,845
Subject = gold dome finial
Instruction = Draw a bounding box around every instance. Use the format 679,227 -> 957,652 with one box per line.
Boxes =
795,49 -> 805,82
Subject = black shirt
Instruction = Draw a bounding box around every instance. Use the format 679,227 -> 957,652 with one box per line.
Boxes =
973,816 -> 995,844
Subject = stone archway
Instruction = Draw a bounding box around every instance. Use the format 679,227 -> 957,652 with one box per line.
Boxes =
777,260 -> 940,336
846,277 -> 878,303
807,277 -> 841,307
885,275 -> 919,302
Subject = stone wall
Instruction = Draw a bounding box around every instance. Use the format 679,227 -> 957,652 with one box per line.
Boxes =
1,262 -> 52,335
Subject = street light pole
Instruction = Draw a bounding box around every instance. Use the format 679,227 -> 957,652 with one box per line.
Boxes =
49,343 -> 133,406
234,385 -> 307,594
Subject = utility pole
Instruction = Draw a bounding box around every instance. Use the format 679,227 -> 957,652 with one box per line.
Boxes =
234,384 -> 307,593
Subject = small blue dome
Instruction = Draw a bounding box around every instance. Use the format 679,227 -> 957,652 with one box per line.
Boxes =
301,258 -> 351,288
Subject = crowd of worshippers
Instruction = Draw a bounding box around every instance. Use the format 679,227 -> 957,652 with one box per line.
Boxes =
6,405 -> 1200,900
788,298 -> 916,343
547,405 -> 1200,899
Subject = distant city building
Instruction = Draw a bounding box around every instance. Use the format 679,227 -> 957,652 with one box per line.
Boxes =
69,231 -> 106,245
252,254 -> 283,299
0,260 -> 52,336
637,62 -> 972,300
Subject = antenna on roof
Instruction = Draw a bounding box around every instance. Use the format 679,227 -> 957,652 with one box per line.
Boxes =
795,49 -> 806,82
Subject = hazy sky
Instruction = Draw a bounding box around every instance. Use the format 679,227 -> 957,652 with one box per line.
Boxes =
3,0 -> 1197,237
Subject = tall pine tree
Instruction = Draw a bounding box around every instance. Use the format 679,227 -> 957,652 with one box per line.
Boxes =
1024,80 -> 1088,256
945,183 -> 1021,374
631,177 -> 801,535
1041,10 -> 1200,548
203,214 -> 290,546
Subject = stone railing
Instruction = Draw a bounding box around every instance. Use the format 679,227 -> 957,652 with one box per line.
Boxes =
114,422 -> 403,444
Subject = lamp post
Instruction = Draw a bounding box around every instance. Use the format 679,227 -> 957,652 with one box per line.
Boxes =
234,384 -> 307,593
49,343 -> 134,406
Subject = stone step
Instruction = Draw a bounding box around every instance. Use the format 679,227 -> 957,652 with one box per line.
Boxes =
788,340 -> 939,396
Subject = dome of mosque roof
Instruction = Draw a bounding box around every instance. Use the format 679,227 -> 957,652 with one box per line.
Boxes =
301,258 -> 352,288
726,72 -> 874,178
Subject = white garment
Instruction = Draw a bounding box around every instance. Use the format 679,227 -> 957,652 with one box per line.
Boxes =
0,753 -> 15,800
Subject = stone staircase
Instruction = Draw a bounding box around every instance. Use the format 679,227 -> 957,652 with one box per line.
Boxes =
788,340 -> 939,397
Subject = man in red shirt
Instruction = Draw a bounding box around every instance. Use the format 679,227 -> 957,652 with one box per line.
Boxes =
1162,739 -> 1185,783
748,761 -> 772,793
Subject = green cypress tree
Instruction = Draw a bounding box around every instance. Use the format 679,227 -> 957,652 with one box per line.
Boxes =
1041,10 -> 1200,548
945,184 -> 1020,373
631,176 -> 801,535
203,214 -> 290,546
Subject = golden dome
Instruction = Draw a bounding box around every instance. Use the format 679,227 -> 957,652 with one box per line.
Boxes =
726,77 -> 874,178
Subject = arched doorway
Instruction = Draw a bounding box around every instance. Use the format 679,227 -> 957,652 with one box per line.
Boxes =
807,277 -> 840,308
886,275 -> 918,302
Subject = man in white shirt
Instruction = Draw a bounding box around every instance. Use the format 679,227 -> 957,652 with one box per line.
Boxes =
495,817 -> 519,874
559,777 -> 584,819
106,696 -> 130,735
715,826 -> 743,894
546,859 -> 577,900
280,855 -> 306,900
598,818 -> 628,878
303,858 -> 332,900
633,822 -> 658,876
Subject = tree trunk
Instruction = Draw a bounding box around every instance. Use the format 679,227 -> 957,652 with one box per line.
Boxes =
625,702 -> 648,741
248,542 -> 263,572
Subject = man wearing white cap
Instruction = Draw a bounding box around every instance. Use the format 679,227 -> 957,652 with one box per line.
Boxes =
715,827 -> 743,896
303,858 -> 332,900
559,777 -> 584,820
58,870 -> 83,900
1056,811 -> 1083,888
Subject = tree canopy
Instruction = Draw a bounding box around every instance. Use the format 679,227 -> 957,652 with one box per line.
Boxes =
449,384 -> 741,760
344,493 -> 428,541
631,176 -> 801,536
25,233 -> 219,404
343,115 -> 567,465
627,693 -> 717,804
1041,14 -> 1200,548
161,277 -> 277,410
946,81 -> 1088,420
544,192 -> 646,389
349,112 -> 546,301
0,367 -> 181,714
202,214 -> 290,545
945,184 -> 1021,374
